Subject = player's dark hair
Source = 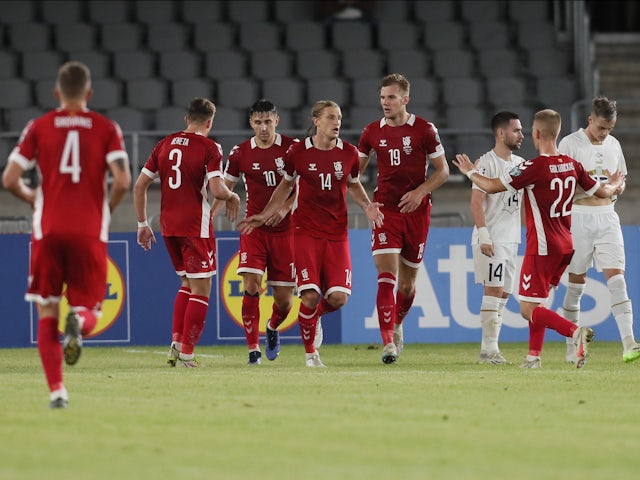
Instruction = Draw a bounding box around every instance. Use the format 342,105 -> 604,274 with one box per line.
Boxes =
249,99 -> 278,117
306,100 -> 340,137
490,111 -> 519,133
380,73 -> 410,96
186,97 -> 216,124
57,61 -> 91,100
592,96 -> 617,121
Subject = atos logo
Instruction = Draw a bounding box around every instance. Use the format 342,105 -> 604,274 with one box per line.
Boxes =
58,256 -> 125,338
220,252 -> 300,333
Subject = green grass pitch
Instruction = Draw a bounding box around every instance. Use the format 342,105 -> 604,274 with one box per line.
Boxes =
1,341 -> 639,480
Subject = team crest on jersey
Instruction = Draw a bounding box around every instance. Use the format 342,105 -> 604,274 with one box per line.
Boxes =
301,268 -> 309,281
275,157 -> 285,173
402,136 -> 412,155
334,161 -> 343,180
309,163 -> 317,171
379,139 -> 387,147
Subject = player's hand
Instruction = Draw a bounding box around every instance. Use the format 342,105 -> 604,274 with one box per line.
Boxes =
225,192 -> 240,223
238,214 -> 266,235
265,206 -> 288,227
480,242 -> 494,257
398,190 -> 423,214
137,226 -> 156,251
365,202 -> 384,228
453,153 -> 474,175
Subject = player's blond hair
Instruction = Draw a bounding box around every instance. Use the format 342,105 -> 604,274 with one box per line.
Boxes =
533,109 -> 561,139
306,100 -> 340,136
57,61 -> 91,100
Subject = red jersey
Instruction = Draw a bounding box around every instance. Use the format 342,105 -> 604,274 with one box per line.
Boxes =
8,108 -> 128,242
500,154 -> 599,256
224,133 -> 298,233
142,131 -> 223,238
358,114 -> 445,215
284,137 -> 360,240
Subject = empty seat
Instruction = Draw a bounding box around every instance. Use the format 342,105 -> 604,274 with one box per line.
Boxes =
486,76 -> 528,108
446,106 -> 486,129
55,23 -> 98,53
239,23 -> 281,52
352,78 -> 380,107
113,50 -> 156,81
423,21 -> 466,50
154,106 -> 186,131
411,106 -> 440,125
433,49 -> 475,78
7,107 -> 44,132
387,49 -> 430,78
100,23 -> 144,52
460,0 -> 503,22
349,106 -> 381,131
408,78 -> 439,107
147,23 -> 189,53
250,50 -> 293,79
296,50 -> 339,80
469,22 -> 511,50
126,78 -> 168,109
107,106 -> 150,131
8,23 -> 51,52
370,0 -> 410,21
536,76 -> 577,105
159,50 -> 202,81
307,78 -> 350,108
477,49 -> 521,78
88,0 -> 131,24
194,22 -> 236,52
0,79 -> 32,109
0,0 -> 35,23
262,78 -> 305,109
284,22 -> 326,52
342,49 -> 384,80
518,21 -> 558,49
212,106 -> 247,131
134,0 -> 176,23
89,78 -> 124,110
228,0 -> 270,23
456,134 -> 493,158
527,48 -> 571,77
331,21 -> 373,51
508,0 -> 551,22
67,51 -> 111,78
217,78 -> 260,109
205,50 -> 247,80
274,107 -> 295,130
42,0 -> 82,24
415,1 -> 456,23
376,21 -> 420,51
0,51 -> 18,79
171,78 -> 214,108
34,79 -> 61,110
182,0 -> 224,23
22,51 -> 65,81
274,1 -> 317,23
442,77 -> 483,107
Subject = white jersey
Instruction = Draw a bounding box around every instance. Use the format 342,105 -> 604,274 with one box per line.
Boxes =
471,150 -> 524,245
558,128 -> 627,202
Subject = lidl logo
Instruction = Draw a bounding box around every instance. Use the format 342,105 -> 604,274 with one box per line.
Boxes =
58,256 -> 125,338
220,252 -> 300,333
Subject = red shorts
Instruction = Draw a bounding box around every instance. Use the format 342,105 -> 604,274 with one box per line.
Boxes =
294,233 -> 352,297
164,236 -> 216,278
237,229 -> 296,286
371,206 -> 431,267
26,235 -> 107,310
518,252 -> 573,302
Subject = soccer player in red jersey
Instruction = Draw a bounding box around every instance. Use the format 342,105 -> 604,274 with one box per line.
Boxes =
239,100 -> 384,367
212,99 -> 299,365
358,74 -> 450,364
2,61 -> 132,408
454,109 -> 624,369
133,98 -> 240,368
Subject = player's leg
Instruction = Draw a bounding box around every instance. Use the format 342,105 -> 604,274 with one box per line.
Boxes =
373,251 -> 399,357
241,272 -> 263,365
169,278 -> 191,364
604,269 -> 639,362
264,285 -> 294,360
562,273 -> 587,363
298,289 -> 324,367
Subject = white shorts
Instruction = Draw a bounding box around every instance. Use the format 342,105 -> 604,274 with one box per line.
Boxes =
472,242 -> 518,294
568,204 -> 625,274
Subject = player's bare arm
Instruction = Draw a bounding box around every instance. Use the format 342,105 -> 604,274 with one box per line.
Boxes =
347,180 -> 384,228
1,162 -> 35,207
454,153 -> 507,194
358,152 -> 372,174
209,176 -> 240,222
108,156 -> 131,213
239,176 -> 294,234
398,153 -> 449,213
269,188 -> 297,227
594,170 -> 625,198
133,172 -> 156,251
211,178 -> 237,221
470,188 -> 494,257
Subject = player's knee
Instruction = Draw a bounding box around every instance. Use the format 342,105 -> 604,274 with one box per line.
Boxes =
608,273 -> 629,305
563,282 -> 586,309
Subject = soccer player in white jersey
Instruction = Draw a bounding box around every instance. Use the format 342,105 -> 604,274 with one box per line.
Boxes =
470,112 -> 525,364
559,97 -> 640,363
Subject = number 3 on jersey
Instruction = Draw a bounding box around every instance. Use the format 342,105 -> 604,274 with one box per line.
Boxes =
59,130 -> 81,183
168,148 -> 182,189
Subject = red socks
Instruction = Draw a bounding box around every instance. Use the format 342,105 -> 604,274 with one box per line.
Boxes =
529,306 -> 579,356
181,294 -> 209,355
172,287 -> 191,343
268,302 -> 291,330
242,292 -> 260,350
396,289 -> 415,325
37,317 -> 63,392
297,303 -> 318,353
377,273 -> 396,345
